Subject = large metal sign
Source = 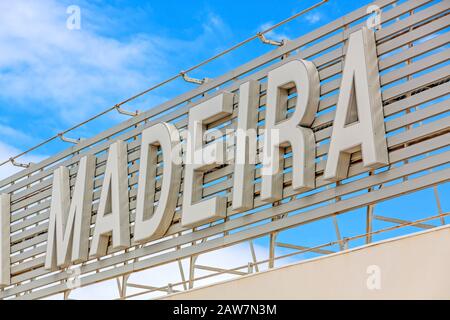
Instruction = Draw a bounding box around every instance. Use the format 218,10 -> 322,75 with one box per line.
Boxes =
0,0 -> 449,299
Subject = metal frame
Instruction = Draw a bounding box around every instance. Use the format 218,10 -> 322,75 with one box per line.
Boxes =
117,211 -> 450,300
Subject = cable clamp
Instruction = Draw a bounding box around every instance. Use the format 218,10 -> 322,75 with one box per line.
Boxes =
180,71 -> 209,85
115,104 -> 140,116
257,32 -> 284,46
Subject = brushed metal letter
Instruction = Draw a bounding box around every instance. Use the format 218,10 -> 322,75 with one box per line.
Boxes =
324,28 -> 389,181
134,122 -> 182,243
261,59 -> 319,202
182,93 -> 234,227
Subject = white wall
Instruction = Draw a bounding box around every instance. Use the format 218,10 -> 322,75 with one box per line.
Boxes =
163,225 -> 450,300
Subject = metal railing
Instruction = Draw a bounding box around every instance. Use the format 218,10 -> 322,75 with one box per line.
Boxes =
116,211 -> 450,300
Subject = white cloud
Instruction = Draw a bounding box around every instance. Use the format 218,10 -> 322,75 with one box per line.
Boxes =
0,141 -> 46,181
0,123 -> 48,182
304,12 -> 323,24
0,0 -> 153,123
0,0 -> 230,125
0,124 -> 34,145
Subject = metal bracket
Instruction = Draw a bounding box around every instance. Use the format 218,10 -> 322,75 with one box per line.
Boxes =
180,71 -> 209,85
58,133 -> 83,144
9,158 -> 31,168
257,32 -> 284,46
167,283 -> 173,294
247,262 -> 254,274
115,104 -> 139,117
342,237 -> 349,250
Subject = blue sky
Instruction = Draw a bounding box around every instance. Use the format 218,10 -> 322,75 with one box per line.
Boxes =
0,0 -> 449,298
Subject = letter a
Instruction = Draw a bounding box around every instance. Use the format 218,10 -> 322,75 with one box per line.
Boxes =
90,141 -> 130,257
324,27 -> 389,181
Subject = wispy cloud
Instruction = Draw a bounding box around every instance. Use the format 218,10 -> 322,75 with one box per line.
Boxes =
0,0 -> 230,125
0,0 -> 232,172
257,22 -> 289,42
0,1 -> 150,123
0,124 -> 35,145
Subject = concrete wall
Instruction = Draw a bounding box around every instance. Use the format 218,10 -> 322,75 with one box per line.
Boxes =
163,225 -> 450,300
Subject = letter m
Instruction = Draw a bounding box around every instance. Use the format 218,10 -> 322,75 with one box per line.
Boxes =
45,155 -> 95,270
